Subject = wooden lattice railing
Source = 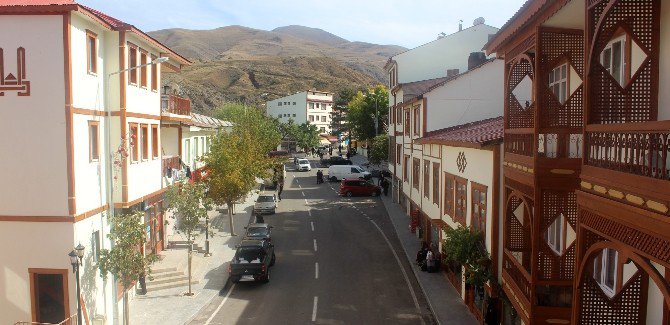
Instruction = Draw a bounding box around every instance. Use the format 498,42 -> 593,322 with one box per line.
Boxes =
585,126 -> 670,180
505,133 -> 534,157
161,94 -> 191,116
503,251 -> 532,302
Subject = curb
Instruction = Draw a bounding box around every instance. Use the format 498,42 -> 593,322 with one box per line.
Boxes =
380,193 -> 441,325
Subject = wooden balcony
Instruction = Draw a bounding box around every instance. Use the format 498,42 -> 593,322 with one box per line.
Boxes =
161,94 -> 191,116
162,155 -> 181,177
502,251 -> 532,321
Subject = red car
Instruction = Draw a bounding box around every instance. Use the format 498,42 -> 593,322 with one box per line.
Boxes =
339,179 -> 382,197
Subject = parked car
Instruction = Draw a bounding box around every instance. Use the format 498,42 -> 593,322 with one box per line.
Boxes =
253,194 -> 277,214
321,155 -> 352,166
328,165 -> 371,181
295,158 -> 312,171
339,179 -> 382,197
244,223 -> 273,242
228,239 -> 275,283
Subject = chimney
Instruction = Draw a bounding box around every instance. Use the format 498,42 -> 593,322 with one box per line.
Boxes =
468,52 -> 487,70
459,20 -> 463,31
446,69 -> 460,78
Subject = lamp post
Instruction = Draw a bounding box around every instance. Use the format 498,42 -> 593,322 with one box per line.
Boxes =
68,244 -> 85,325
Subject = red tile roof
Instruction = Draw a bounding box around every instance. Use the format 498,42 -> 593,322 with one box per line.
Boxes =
0,0 -> 74,5
416,116 -> 504,148
81,5 -> 126,28
399,77 -> 449,102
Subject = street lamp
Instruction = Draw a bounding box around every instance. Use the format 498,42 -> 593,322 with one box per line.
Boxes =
68,244 -> 85,325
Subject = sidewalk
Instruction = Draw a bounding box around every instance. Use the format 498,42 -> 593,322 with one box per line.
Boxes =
129,190 -> 260,325
350,154 -> 478,325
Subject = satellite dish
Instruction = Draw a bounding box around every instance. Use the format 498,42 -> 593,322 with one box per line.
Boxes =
473,17 -> 485,26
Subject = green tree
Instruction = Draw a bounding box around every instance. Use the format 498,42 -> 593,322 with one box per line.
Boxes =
98,211 -> 158,325
296,122 -> 320,151
165,182 -> 212,295
330,88 -> 358,137
346,85 -> 389,142
207,103 -> 281,235
369,134 -> 389,165
441,225 -> 493,287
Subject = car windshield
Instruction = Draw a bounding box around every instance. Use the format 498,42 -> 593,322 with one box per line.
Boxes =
298,159 -> 309,164
235,246 -> 264,262
258,196 -> 274,202
246,227 -> 269,237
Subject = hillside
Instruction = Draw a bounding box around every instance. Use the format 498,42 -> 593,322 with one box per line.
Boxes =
149,25 -> 406,113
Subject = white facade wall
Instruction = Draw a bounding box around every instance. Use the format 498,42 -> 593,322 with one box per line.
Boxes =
124,34 -> 161,116
161,127 -> 180,157
424,60 -> 505,132
267,92 -> 307,123
420,145 -> 442,218
126,118 -> 162,202
394,24 -> 499,84
0,15 -> 69,216
182,126 -> 216,171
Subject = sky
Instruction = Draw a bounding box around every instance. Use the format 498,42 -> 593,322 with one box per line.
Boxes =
78,0 -> 527,49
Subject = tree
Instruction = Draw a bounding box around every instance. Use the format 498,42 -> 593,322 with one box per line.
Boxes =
165,182 -> 212,295
206,103 -> 281,235
368,134 -> 389,165
441,225 -> 493,288
296,122 -> 320,151
346,85 -> 389,143
98,211 -> 158,325
330,88 -> 358,137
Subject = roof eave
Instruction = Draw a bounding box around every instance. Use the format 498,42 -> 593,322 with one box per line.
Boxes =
0,3 -> 78,14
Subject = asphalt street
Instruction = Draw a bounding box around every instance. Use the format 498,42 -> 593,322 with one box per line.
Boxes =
188,157 -> 435,324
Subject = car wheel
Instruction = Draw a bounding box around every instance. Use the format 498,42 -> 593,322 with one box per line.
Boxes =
272,208 -> 276,214
231,277 -> 240,284
330,176 -> 338,182
371,190 -> 379,197
270,253 -> 276,266
262,269 -> 270,283
346,191 -> 353,197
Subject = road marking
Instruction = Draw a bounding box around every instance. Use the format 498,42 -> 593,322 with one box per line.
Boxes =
299,184 -> 302,188
204,283 -> 236,325
308,210 -> 312,217
312,296 -> 318,322
313,239 -> 318,252
305,199 -> 309,205
368,219 -> 422,315
311,221 -> 314,231
302,191 -> 305,197
315,262 -> 319,279
295,178 -> 299,183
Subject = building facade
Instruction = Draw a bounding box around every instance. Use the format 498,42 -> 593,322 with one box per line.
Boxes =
266,90 -> 334,134
0,1 -> 192,324
485,0 -> 670,323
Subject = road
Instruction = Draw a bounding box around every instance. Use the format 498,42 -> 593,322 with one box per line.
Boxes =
189,157 -> 435,324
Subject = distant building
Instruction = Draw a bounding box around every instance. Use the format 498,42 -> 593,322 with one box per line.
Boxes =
266,90 -> 334,134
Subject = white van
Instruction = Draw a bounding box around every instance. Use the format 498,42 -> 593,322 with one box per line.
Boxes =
328,165 -> 371,181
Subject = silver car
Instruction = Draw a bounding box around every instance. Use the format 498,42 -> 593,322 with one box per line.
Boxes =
253,194 -> 277,214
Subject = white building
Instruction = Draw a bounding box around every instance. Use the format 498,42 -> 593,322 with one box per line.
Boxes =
266,90 -> 334,134
0,1 -> 191,324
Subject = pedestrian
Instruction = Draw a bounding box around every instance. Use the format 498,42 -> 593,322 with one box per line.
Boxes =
338,144 -> 342,153
416,243 -> 428,265
277,182 -> 283,201
329,147 -> 333,155
426,249 -> 435,273
381,178 -> 389,196
346,151 -> 351,160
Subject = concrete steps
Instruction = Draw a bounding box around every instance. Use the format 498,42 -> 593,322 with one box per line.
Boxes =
146,266 -> 199,292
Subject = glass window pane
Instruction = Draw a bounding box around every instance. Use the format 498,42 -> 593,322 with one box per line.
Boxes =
612,41 -> 622,84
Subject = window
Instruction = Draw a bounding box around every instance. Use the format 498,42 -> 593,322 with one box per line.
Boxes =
432,163 -> 440,205
128,44 -> 138,85
92,230 -> 100,263
316,103 -> 320,109
444,173 -> 455,217
423,160 -> 430,198
320,127 -> 325,133
129,124 -> 139,162
404,110 -> 410,135
546,214 -> 565,255
412,158 -> 420,190
309,102 -> 314,109
309,115 -> 314,122
593,248 -> 618,297
403,155 -> 410,182
455,177 -> 467,224
194,137 -> 200,157
86,30 -> 97,74
140,124 -> 148,160
471,183 -> 487,235
321,104 -> 326,110
88,121 -> 99,162
396,144 -> 402,164
413,107 -> 420,136
150,54 -> 158,92
396,107 -> 402,125
321,116 -> 326,122
601,37 -> 624,85
293,102 -> 296,105
184,139 -> 191,163
278,114 -> 282,118
152,125 -> 158,159
278,102 -> 282,106
549,63 -> 568,104
292,114 -> 296,117
140,51 -> 148,88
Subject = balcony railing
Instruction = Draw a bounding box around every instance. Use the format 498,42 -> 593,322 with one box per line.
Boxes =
505,133 -> 534,156
162,155 -> 182,178
503,251 -> 532,303
585,124 -> 670,180
15,314 -> 77,325
161,94 -> 191,116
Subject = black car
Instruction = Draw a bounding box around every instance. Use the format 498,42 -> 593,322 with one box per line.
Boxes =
229,239 -> 275,283
244,223 -> 273,242
322,156 -> 352,166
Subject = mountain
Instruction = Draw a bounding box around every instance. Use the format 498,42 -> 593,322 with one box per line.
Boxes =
149,25 -> 406,114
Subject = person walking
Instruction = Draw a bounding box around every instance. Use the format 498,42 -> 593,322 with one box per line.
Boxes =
381,178 -> 389,196
277,182 -> 284,201
426,249 -> 435,273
